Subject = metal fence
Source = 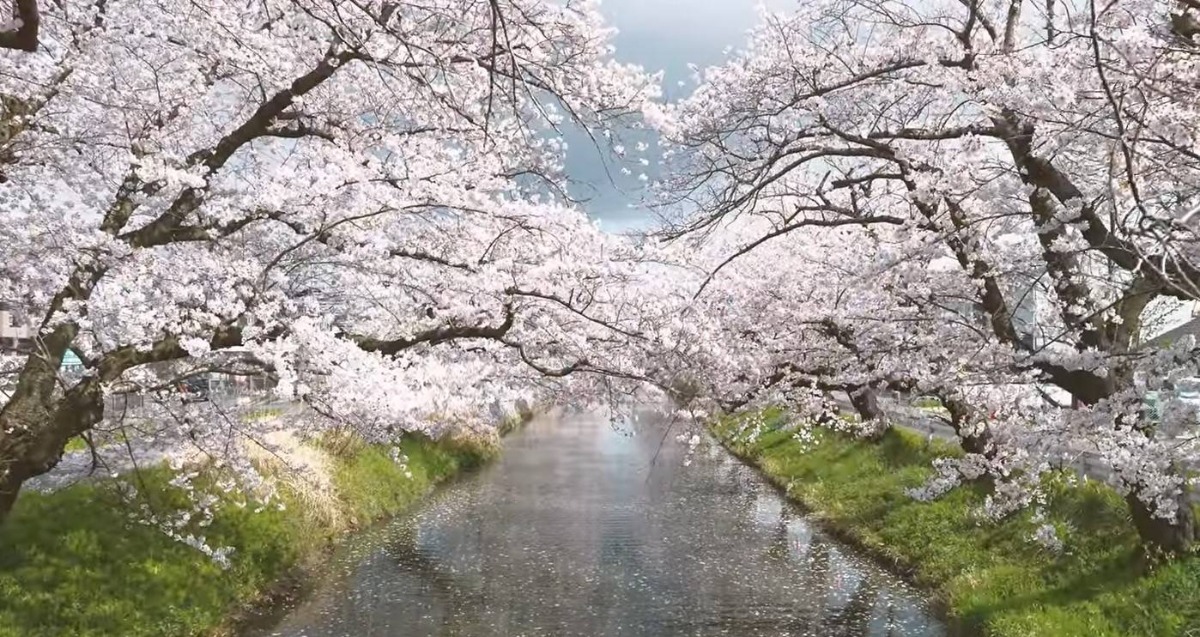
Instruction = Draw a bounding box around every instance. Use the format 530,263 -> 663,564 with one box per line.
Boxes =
102,381 -> 286,421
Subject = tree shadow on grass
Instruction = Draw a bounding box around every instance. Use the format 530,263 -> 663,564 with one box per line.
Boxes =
955,551 -> 1150,629
0,484 -> 227,636
0,471 -> 283,637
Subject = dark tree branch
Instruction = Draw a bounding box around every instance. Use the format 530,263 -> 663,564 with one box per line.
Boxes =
505,286 -> 645,340
694,213 -> 906,298
0,0 -> 38,52
353,303 -> 516,355
992,111 -> 1200,300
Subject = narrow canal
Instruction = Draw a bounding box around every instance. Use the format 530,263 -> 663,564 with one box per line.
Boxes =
249,408 -> 946,636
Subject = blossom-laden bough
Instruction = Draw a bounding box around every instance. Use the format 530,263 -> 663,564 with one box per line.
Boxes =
651,0 -> 1200,556
0,0 -> 694,528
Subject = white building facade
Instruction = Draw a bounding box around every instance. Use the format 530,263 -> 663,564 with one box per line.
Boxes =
0,302 -> 33,353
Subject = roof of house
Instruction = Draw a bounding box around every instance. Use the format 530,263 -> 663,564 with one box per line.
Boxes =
1148,317 -> 1200,347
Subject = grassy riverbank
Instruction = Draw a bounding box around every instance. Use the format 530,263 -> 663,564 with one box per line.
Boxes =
0,431 -> 497,637
712,409 -> 1200,637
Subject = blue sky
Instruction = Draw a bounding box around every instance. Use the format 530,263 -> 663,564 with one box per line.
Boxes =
564,0 -> 794,232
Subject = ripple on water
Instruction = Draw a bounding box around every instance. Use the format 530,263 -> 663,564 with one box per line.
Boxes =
246,411 -> 946,637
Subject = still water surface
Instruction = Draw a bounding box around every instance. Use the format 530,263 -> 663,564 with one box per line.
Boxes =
249,409 -> 947,637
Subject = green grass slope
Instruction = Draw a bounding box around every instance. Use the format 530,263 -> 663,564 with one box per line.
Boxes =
712,409 -> 1200,637
0,433 -> 491,637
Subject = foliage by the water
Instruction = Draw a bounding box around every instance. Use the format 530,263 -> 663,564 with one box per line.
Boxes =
712,410 -> 1200,637
0,434 -> 490,637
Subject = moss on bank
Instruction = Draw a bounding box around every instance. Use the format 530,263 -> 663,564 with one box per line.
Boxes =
712,409 -> 1200,637
0,433 -> 493,637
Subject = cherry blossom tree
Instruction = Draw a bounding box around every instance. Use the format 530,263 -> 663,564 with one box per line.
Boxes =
653,0 -> 1200,554
0,0 -> 666,523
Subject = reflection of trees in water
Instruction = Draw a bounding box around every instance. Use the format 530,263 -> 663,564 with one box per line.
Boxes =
680,477 -> 895,636
878,598 -> 909,637
777,507 -> 894,636
380,525 -> 490,630
386,528 -> 459,592
817,572 -> 880,636
751,486 -> 784,527
256,415 -> 944,637
802,534 -> 917,637
767,509 -> 791,561
681,577 -> 885,637
682,608 -> 825,635
808,533 -> 833,592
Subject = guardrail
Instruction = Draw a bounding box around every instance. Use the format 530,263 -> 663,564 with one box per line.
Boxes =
103,386 -> 287,414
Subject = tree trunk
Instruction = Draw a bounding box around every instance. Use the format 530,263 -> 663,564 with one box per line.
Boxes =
0,419 -> 66,524
848,387 -> 884,420
959,430 -> 994,457
942,395 -> 996,459
0,475 -> 20,526
0,378 -> 105,524
814,393 -> 839,428
1126,488 -> 1197,558
0,424 -> 84,523
848,386 -> 888,440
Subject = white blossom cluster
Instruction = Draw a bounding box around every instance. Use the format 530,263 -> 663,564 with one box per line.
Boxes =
0,0 -> 691,548
647,0 -> 1200,553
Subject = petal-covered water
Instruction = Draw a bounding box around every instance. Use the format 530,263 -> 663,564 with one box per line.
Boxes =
248,409 -> 946,637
